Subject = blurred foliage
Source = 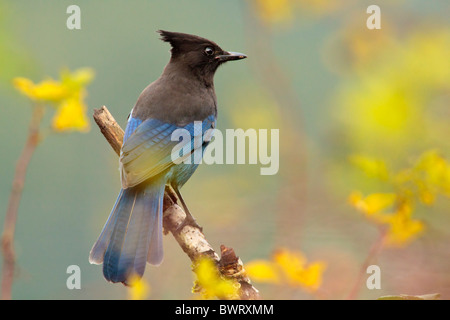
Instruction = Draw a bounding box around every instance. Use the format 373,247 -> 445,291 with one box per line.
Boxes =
127,274 -> 150,300
330,28 -> 450,160
2,66 -> 94,300
0,1 -> 35,85
250,0 -> 345,27
349,150 -> 450,247
192,257 -> 240,300
245,248 -> 326,292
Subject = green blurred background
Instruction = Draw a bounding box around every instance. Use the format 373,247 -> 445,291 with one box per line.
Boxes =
0,0 -> 449,299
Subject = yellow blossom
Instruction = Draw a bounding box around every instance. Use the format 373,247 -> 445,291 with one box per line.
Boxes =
384,202 -> 424,247
418,188 -> 435,205
347,151 -> 450,247
273,248 -> 326,291
127,274 -> 150,300
245,260 -> 280,284
413,150 -> 450,197
245,248 -> 326,292
333,30 -> 450,159
13,67 -> 94,133
13,77 -> 69,102
348,191 -> 397,216
193,257 -> 240,300
52,96 -> 90,132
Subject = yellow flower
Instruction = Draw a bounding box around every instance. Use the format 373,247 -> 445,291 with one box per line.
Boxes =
384,202 -> 424,247
13,67 -> 94,133
348,191 -> 397,216
13,77 -> 69,102
52,96 -> 90,132
127,274 -> 150,300
385,214 -> 424,247
413,150 -> 450,197
245,248 -> 326,292
273,248 -> 326,291
245,260 -> 280,284
418,188 -> 435,205
193,257 -> 240,300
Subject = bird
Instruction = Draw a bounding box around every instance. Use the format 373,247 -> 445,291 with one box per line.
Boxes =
89,30 -> 247,285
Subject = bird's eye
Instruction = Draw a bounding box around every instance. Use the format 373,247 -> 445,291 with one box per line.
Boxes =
204,47 -> 214,56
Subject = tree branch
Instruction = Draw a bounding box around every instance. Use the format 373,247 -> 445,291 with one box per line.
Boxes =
1,105 -> 44,300
93,106 -> 260,300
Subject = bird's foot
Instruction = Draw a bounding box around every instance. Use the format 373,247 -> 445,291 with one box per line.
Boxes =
176,214 -> 203,233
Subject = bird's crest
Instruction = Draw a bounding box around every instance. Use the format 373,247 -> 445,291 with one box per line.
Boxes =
157,30 -> 220,56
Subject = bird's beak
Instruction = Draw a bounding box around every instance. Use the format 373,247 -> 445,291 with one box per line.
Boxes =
216,51 -> 247,62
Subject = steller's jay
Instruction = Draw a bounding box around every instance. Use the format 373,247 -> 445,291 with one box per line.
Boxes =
89,30 -> 246,285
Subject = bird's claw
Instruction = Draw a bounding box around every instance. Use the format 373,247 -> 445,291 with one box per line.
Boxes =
176,214 -> 203,233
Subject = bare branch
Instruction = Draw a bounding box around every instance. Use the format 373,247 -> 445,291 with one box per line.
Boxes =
93,106 -> 124,156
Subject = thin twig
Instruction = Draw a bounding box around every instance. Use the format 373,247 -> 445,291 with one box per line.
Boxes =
346,228 -> 387,300
93,106 -> 260,300
1,105 -> 44,300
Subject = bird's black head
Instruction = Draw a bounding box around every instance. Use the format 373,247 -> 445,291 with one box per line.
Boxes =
158,30 -> 246,85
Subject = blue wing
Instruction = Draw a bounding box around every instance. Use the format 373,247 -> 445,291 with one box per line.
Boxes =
119,114 -> 215,188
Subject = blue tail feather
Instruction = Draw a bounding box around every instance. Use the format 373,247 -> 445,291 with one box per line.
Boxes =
89,189 -> 124,265
89,176 -> 166,284
146,186 -> 164,265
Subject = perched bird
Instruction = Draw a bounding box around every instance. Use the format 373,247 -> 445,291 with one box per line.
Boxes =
89,30 -> 247,284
